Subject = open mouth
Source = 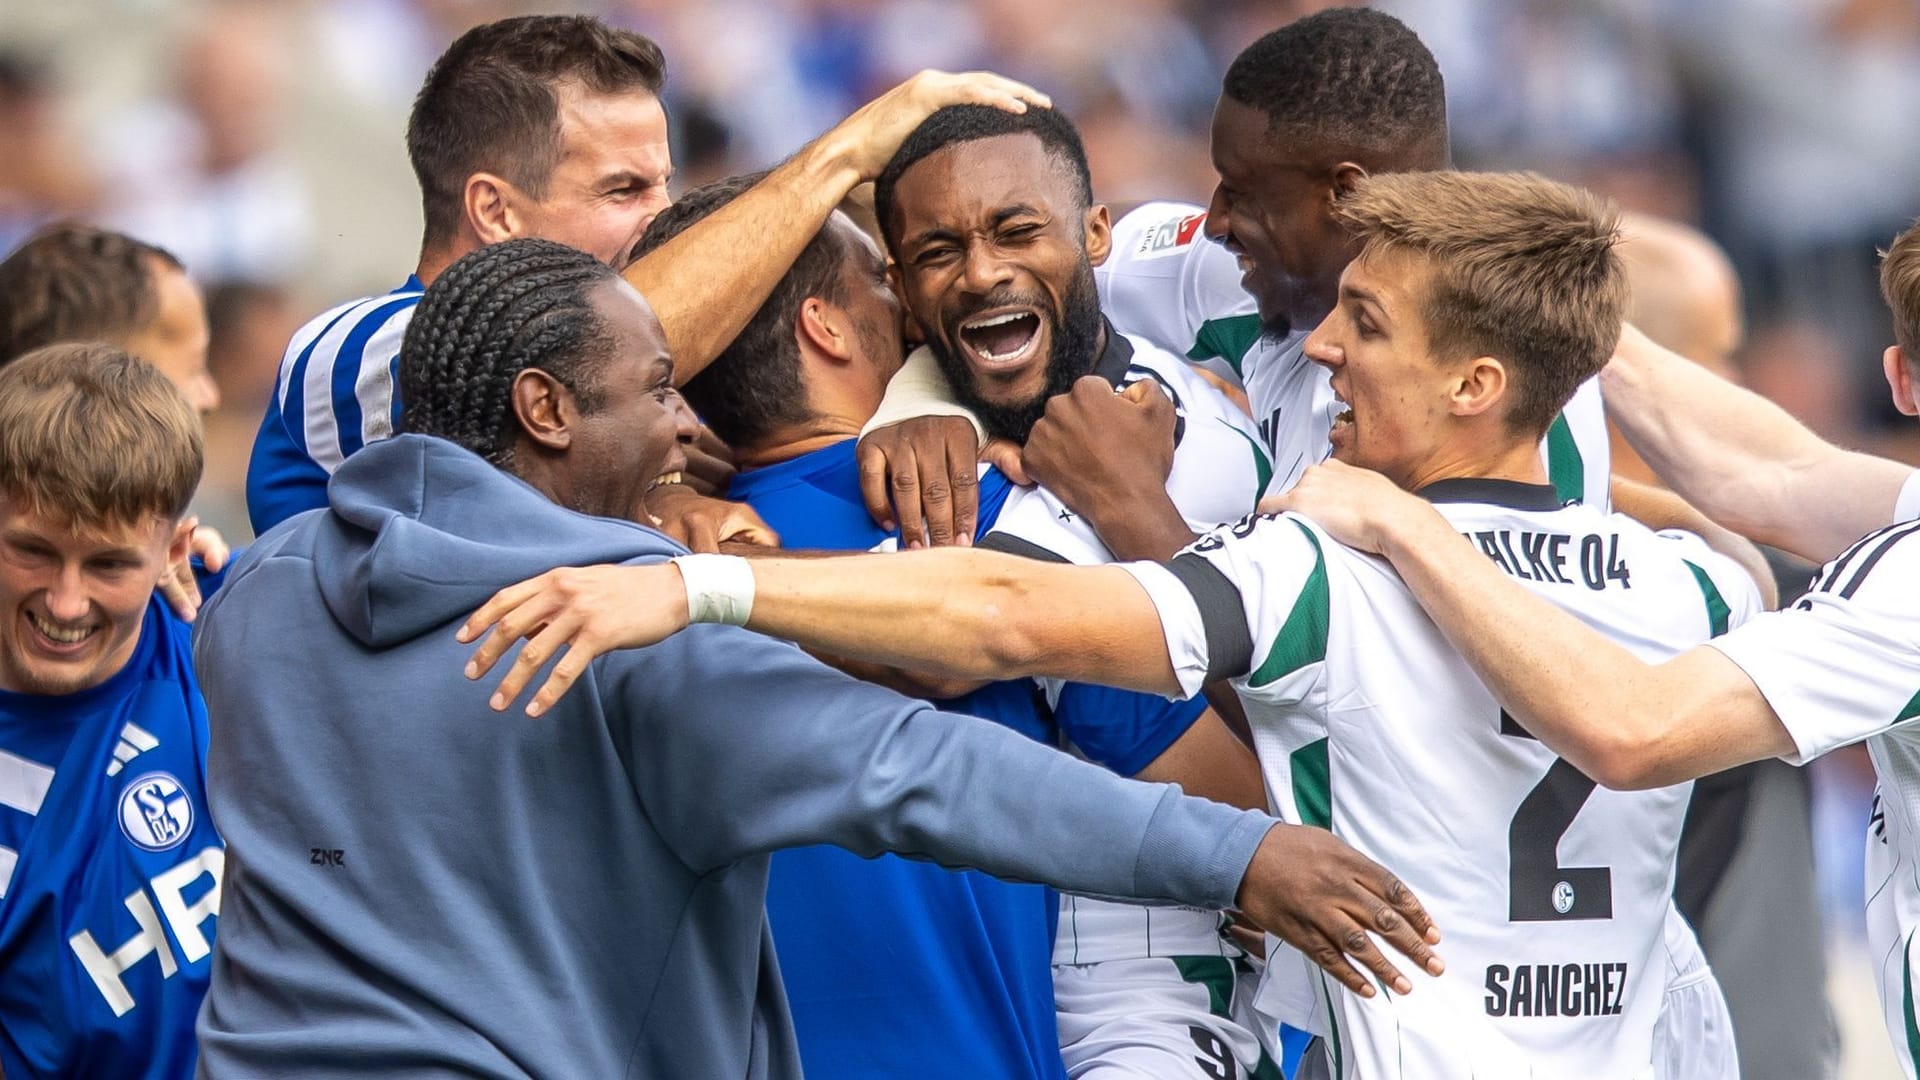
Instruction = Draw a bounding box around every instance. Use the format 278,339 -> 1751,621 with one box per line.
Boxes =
26,610 -> 95,649
957,309 -> 1043,368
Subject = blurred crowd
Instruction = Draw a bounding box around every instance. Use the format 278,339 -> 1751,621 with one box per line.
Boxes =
6,0 -> 1920,544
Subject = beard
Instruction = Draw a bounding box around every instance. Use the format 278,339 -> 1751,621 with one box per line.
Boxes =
927,262 -> 1105,445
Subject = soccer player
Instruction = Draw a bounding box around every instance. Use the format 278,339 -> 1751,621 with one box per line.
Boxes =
0,223 -> 219,414
194,237 -> 1442,1079
1230,218 -> 1920,1077
644,164 -> 1271,1078
463,171 -> 1759,1079
867,103 -> 1283,1077
0,343 -> 222,1078
244,12 -> 1044,540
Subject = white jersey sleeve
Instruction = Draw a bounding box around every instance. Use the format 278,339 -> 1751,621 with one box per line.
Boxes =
1710,521 -> 1920,764
1898,469 -> 1920,524
1650,529 -> 1767,634
1098,203 -> 1263,389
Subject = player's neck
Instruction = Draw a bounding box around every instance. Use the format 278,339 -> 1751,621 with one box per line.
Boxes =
1397,436 -> 1548,495
736,414 -> 867,470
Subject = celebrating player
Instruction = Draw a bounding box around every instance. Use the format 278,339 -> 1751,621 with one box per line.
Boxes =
195,237 -> 1442,1079
1248,217 -> 1920,1077
869,102 -> 1284,1077
462,170 -> 1759,1079
642,152 -> 1275,1077
0,344 -> 222,1078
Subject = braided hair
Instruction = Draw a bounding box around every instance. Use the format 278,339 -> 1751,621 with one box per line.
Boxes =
399,238 -> 617,466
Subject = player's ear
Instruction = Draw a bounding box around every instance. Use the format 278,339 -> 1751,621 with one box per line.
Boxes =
797,295 -> 854,364
1450,356 -> 1508,421
1883,345 -> 1919,417
466,173 -> 522,245
1083,202 -> 1113,268
510,368 -> 573,451
1326,162 -> 1368,208
165,518 -> 195,569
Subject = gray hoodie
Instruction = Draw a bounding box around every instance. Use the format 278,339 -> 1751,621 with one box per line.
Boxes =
192,434 -> 1274,1079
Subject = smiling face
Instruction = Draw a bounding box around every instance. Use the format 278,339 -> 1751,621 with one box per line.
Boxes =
1205,97 -> 1357,339
888,133 -> 1111,442
0,500 -> 182,696
518,84 -> 673,268
563,279 -> 692,522
1303,246 -> 1469,489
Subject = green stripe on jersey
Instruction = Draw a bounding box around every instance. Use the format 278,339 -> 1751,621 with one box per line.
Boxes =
1900,688 -> 1920,725
1221,420 -> 1274,503
1905,931 -> 1920,1068
1188,314 -> 1263,379
1250,520 -> 1328,687
1291,738 -> 1332,830
1172,955 -> 1235,1017
1684,560 -> 1732,636
1546,415 -> 1584,505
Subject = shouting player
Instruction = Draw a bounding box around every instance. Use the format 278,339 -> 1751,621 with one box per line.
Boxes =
0,344 -> 222,1078
462,171 -> 1758,1080
870,103 -> 1283,1078
642,143 -> 1274,1076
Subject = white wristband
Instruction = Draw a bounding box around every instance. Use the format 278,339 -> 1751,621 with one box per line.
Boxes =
671,553 -> 755,626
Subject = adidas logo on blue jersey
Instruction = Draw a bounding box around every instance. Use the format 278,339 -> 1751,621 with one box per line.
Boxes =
105,722 -> 159,778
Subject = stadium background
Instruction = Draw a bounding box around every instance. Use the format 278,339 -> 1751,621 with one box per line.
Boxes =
2,0 -> 1913,1074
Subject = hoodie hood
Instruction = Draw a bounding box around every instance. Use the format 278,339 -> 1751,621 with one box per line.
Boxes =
310,434 -> 683,647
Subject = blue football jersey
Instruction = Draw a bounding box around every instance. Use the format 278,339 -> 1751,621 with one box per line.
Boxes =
730,441 -> 1066,1080
729,439 -> 1206,1080
0,599 -> 223,1079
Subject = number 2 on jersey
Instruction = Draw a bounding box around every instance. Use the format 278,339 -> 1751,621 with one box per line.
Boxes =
1501,710 -> 1613,922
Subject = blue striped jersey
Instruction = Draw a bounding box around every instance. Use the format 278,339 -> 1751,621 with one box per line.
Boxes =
246,277 -> 424,535
0,599 -> 223,1078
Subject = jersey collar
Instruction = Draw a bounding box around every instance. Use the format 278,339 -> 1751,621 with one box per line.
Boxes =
1416,477 -> 1566,511
1091,318 -> 1135,388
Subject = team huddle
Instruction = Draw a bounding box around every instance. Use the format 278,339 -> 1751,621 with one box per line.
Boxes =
1,6 -> 1916,1080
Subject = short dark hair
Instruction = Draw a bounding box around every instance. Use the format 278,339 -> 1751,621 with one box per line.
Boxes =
406,15 -> 666,249
0,223 -> 183,364
1223,8 -> 1448,166
872,104 -> 1092,252
634,173 -> 851,448
399,238 -> 619,466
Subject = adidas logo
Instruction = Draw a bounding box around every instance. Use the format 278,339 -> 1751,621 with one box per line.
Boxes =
105,723 -> 159,778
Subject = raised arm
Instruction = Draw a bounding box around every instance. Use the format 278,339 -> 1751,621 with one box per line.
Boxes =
1604,323 -> 1912,562
627,72 -> 1048,385
459,548 -> 1186,717
1268,460 -> 1798,790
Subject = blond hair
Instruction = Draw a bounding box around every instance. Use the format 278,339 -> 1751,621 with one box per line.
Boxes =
1880,220 -> 1920,359
0,343 -> 202,532
1334,171 -> 1626,436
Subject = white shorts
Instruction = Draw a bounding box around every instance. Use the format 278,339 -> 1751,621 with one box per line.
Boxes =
1653,914 -> 1738,1080
1055,955 -> 1280,1079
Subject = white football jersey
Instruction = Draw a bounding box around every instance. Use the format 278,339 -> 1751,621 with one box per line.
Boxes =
1710,515 -> 1920,1079
1097,203 -> 1613,510
981,330 -> 1268,964
1136,480 -> 1761,1078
